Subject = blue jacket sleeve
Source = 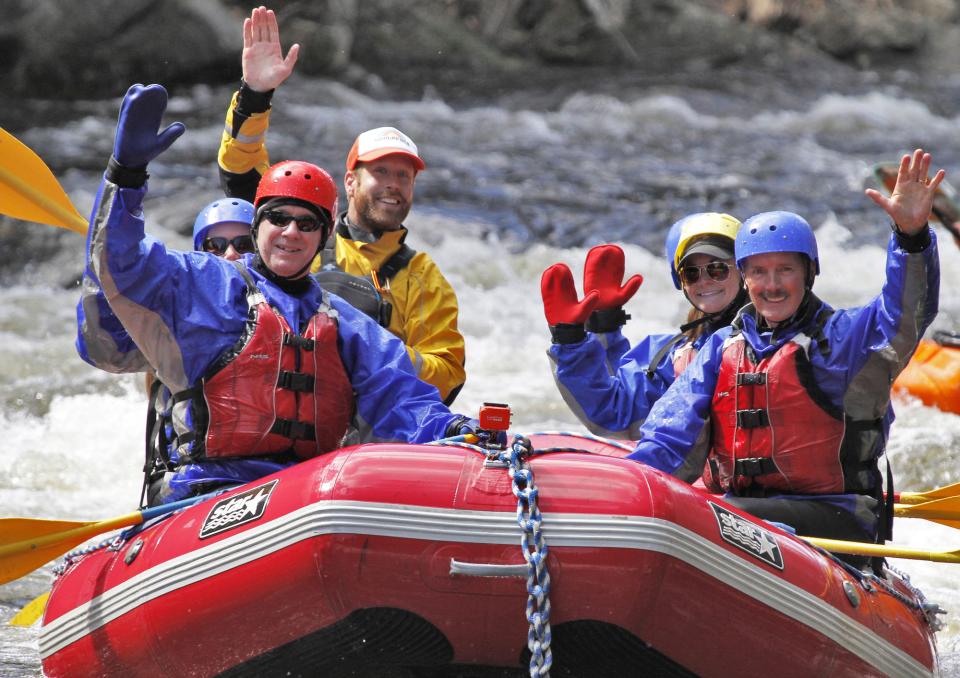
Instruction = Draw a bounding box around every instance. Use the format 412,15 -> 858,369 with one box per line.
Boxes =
75,263 -> 150,373
814,229 -> 939,415
627,328 -> 729,482
600,328 -> 631,370
88,177 -> 254,392
549,331 -> 683,440
330,295 -> 461,444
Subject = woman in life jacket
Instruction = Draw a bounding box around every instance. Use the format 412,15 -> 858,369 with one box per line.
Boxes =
542,213 -> 747,439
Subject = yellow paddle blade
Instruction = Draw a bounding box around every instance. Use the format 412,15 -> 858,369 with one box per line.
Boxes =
894,495 -> 960,530
0,127 -> 87,234
898,480 -> 960,505
0,512 -> 143,585
8,591 -> 49,627
803,536 -> 960,564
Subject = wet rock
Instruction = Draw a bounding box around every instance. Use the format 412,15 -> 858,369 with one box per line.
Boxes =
8,0 -> 241,99
718,0 -> 958,66
8,0 -> 960,104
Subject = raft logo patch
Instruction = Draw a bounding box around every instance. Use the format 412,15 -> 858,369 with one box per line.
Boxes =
709,502 -> 784,570
199,480 -> 278,539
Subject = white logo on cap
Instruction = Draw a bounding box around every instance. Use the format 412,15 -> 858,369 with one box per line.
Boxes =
357,126 -> 419,158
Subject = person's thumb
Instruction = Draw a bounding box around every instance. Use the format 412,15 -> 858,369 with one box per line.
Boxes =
156,122 -> 186,155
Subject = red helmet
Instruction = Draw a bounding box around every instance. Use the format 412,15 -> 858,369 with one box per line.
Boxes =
254,161 -> 338,216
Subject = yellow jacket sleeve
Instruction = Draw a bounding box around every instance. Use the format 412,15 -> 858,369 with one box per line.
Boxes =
388,251 -> 466,402
218,90 -> 273,203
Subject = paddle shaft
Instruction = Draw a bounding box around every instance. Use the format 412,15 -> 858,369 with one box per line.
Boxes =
0,493 -> 217,585
895,480 -> 960,505
804,536 -> 960,564
0,513 -> 140,561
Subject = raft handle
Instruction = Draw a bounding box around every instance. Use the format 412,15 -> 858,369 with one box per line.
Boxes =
449,559 -> 527,578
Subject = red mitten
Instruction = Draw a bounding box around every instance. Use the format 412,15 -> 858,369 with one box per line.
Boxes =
583,244 -> 643,309
540,263 -> 599,326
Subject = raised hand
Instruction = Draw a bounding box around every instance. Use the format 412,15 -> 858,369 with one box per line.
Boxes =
112,84 -> 185,168
865,148 -> 946,236
541,263 -> 600,326
242,6 -> 300,92
583,244 -> 643,309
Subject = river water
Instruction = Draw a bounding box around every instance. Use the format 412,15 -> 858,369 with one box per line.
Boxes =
2,65 -> 960,675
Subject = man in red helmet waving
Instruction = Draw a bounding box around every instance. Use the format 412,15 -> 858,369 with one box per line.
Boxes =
627,150 -> 942,554
87,83 -> 474,505
217,6 -> 466,405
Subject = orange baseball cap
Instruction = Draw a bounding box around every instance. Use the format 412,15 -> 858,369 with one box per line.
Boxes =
345,126 -> 425,172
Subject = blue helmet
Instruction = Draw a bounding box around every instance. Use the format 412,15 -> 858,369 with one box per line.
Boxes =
664,217 -> 688,290
735,211 -> 819,275
192,198 -> 255,251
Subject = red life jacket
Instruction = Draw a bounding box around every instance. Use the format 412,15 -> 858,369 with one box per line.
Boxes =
704,331 -> 847,495
176,265 -> 353,461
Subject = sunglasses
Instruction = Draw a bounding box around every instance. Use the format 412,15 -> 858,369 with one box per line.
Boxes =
261,209 -> 323,233
679,261 -> 732,285
202,235 -> 255,256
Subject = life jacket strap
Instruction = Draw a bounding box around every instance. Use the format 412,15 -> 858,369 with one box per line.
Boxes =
736,408 -> 769,428
277,370 -> 315,392
271,418 -> 316,441
736,372 -> 766,386
733,457 -> 779,477
283,333 -> 315,351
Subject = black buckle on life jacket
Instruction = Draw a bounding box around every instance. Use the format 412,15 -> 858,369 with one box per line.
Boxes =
283,333 -> 315,351
736,372 -> 766,386
277,370 -> 315,392
271,418 -> 316,441
734,457 -> 778,477
736,408 -> 769,428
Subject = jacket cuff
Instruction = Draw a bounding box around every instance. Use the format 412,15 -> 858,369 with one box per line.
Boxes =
236,80 -> 274,116
585,307 -> 630,333
549,323 -> 587,344
894,223 -> 931,253
106,156 -> 148,189
444,415 -> 471,438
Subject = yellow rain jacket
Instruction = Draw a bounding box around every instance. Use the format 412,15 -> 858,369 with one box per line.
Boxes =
218,88 -> 466,401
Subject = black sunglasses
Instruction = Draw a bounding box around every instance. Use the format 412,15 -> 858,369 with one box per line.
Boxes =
202,235 -> 255,256
680,261 -> 732,285
261,209 -> 323,233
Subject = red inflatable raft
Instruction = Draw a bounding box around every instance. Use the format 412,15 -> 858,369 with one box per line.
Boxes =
39,434 -> 940,677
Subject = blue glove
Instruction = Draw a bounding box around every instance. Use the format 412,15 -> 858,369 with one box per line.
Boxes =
112,84 -> 185,168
